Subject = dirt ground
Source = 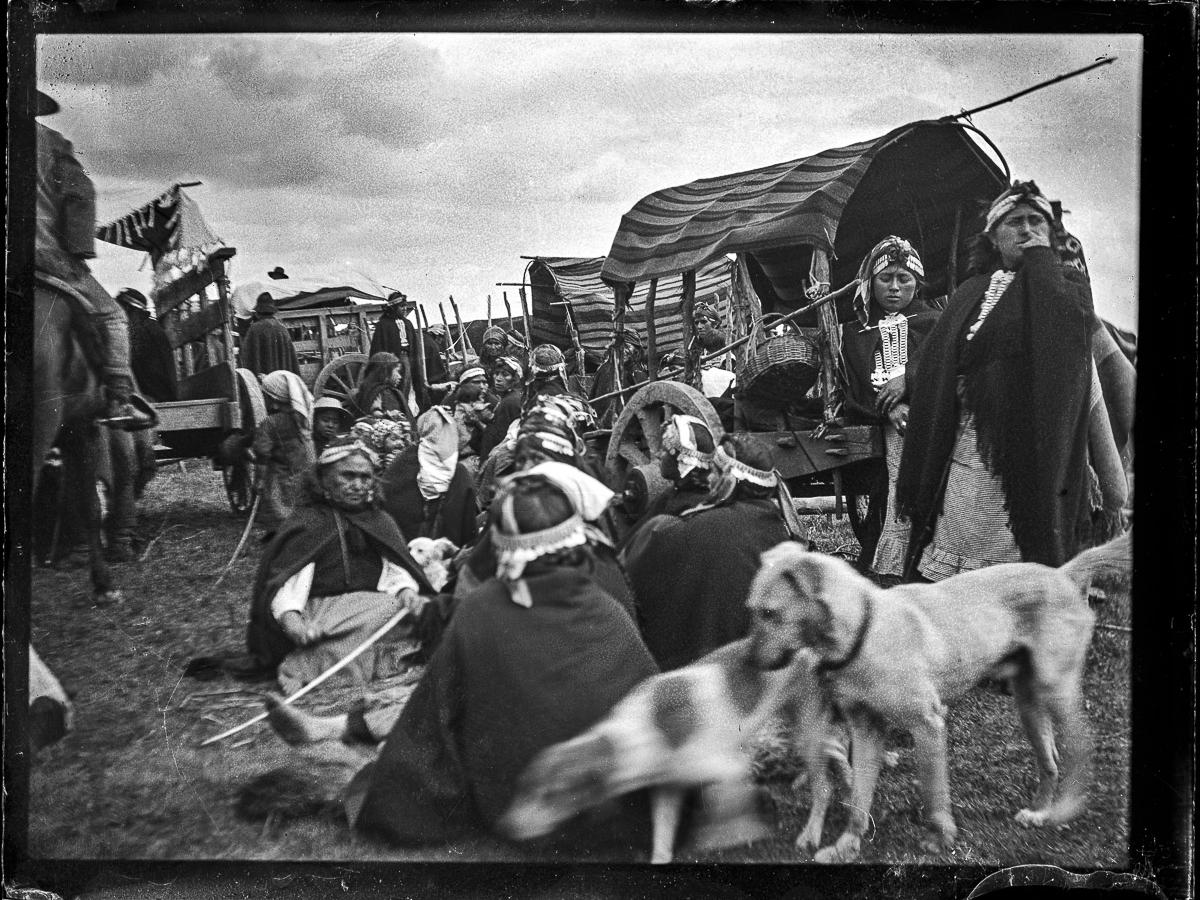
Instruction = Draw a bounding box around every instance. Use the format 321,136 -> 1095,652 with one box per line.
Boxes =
27,463 -> 1130,865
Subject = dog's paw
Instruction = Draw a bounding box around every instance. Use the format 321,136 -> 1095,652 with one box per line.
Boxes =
815,833 -> 862,863
795,824 -> 822,854
1014,808 -> 1049,828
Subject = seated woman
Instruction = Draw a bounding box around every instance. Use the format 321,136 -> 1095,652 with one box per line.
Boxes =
380,401 -> 480,547
265,473 -> 658,852
896,181 -> 1126,581
621,433 -> 808,672
246,437 -> 435,695
353,352 -> 414,424
839,237 -> 942,579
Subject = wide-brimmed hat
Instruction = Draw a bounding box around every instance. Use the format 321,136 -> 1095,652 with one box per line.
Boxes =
313,396 -> 353,424
115,287 -> 151,314
36,90 -> 60,117
267,266 -> 288,280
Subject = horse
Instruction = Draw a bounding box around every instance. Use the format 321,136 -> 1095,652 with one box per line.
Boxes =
33,278 -> 121,603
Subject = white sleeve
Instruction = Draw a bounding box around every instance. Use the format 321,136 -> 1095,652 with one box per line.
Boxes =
377,558 -> 420,596
270,562 -> 316,622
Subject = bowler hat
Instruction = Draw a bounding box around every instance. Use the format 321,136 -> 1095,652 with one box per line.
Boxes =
267,267 -> 288,280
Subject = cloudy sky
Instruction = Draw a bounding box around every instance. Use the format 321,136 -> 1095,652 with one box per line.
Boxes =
38,32 -> 1141,331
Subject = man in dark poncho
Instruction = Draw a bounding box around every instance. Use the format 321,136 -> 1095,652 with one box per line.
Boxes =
621,434 -> 808,671
370,292 -> 431,408
241,292 -> 299,377
115,288 -> 178,402
265,470 -> 657,852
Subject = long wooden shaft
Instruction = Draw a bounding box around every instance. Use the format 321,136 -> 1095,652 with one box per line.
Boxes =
450,296 -> 473,356
200,606 -> 412,747
518,286 -> 532,348
644,277 -> 659,380
487,295 -> 493,329
503,292 -> 513,331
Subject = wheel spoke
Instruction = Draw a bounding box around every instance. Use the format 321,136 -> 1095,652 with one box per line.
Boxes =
635,405 -> 664,456
618,442 -> 649,466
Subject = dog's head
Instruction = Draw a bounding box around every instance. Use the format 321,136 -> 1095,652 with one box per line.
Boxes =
745,543 -> 869,671
497,732 -> 618,840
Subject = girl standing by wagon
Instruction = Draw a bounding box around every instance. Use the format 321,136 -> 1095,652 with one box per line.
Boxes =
253,370 -> 317,539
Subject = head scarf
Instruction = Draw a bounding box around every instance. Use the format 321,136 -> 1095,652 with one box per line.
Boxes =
458,366 -> 487,385
482,325 -> 507,344
528,344 -> 568,385
491,468 -> 615,606
683,444 -> 806,540
853,236 -> 925,326
261,370 -> 314,437
494,356 -> 525,381
661,414 -> 715,478
984,180 -> 1055,234
693,302 -> 721,325
316,438 -> 380,470
386,291 -> 411,308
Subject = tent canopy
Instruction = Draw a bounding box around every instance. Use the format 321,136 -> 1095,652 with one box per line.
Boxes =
600,120 -> 1008,313
528,255 -> 733,356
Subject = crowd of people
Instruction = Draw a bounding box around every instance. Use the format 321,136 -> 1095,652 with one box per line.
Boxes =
32,85 -> 1132,855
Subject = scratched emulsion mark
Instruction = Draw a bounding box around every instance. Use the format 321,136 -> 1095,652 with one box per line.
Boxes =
967,864 -> 1166,899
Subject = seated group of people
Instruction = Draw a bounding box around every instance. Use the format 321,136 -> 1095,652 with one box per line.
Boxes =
234,180 -> 1133,857
239,345 -> 812,852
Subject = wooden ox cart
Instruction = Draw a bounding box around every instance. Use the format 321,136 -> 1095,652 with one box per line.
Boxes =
596,118 -> 1010,552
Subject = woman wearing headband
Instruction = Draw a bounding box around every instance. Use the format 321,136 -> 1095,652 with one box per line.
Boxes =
840,237 -> 942,578
253,370 -> 317,538
897,181 -> 1124,581
480,356 -> 525,460
622,434 -> 808,671
246,436 -> 434,694
266,472 -> 657,851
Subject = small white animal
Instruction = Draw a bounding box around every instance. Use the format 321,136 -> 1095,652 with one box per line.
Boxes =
498,638 -> 839,864
406,536 -> 459,591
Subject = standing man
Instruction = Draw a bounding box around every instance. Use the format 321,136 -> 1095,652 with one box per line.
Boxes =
371,291 -> 443,410
115,288 -> 178,403
35,90 -> 149,426
240,292 -> 299,377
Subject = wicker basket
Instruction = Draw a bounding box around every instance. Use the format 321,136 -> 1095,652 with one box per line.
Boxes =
738,314 -> 820,408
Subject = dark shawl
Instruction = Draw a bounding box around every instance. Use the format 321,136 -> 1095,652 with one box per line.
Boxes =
241,315 -> 299,377
128,314 -> 178,402
623,499 -> 791,672
839,300 -> 942,425
896,246 -> 1094,567
380,445 -> 480,548
368,312 -> 412,359
246,502 -> 433,669
350,566 -> 658,845
480,390 -> 522,459
615,483 -> 711,552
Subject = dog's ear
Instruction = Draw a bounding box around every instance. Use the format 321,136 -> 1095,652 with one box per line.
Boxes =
434,537 -> 460,559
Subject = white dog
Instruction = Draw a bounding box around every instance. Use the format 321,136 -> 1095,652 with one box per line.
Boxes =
406,537 -> 458,591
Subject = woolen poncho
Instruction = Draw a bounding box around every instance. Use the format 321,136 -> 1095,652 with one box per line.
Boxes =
896,246 -> 1094,568
246,502 -> 433,669
622,498 -> 791,671
349,565 -> 658,845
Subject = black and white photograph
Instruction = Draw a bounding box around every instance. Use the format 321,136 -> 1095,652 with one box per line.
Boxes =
6,4 -> 1194,897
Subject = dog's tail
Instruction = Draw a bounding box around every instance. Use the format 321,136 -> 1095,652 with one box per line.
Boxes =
1059,529 -> 1132,598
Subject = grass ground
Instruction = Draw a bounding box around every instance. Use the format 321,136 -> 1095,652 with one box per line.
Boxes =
28,463 -> 1129,865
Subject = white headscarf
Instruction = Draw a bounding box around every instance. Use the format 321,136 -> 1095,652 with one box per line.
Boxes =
261,370 -> 314,437
416,406 -> 458,500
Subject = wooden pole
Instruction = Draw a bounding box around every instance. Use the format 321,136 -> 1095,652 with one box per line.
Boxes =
503,291 -> 514,331
412,304 -> 428,387
680,269 -> 699,390
518,285 -> 532,350
644,278 -> 659,381
610,283 -> 630,414
947,204 -> 963,296
487,295 -> 493,329
450,295 -> 473,357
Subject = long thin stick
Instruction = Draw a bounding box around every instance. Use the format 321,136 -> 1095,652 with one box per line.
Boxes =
199,606 -> 411,747
215,492 -> 261,584
945,57 -> 1115,122
503,292 -> 513,331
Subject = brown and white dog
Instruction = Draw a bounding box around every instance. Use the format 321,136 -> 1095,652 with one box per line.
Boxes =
744,531 -> 1132,863
406,537 -> 459,591
498,638 -> 841,864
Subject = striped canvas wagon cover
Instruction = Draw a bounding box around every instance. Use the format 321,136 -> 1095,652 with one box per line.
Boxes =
528,255 -> 733,356
600,120 -> 1008,312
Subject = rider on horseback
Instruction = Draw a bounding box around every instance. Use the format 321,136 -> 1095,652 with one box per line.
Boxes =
35,90 -> 152,428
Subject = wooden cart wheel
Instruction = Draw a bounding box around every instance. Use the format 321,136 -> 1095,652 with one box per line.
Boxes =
313,352 -> 369,409
223,368 -> 268,515
604,381 -> 725,514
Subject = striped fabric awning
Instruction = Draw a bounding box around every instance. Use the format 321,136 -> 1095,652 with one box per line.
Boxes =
601,120 -> 1008,306
528,255 -> 733,356
97,185 -> 222,265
